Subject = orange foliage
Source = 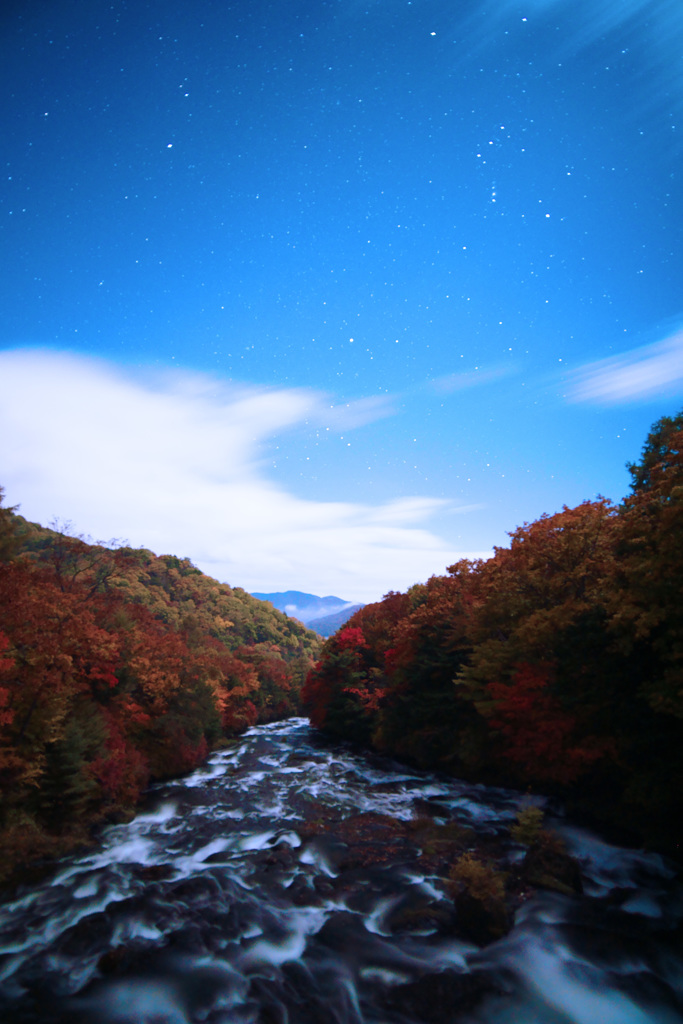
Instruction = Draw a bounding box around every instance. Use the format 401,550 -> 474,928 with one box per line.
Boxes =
0,513 -> 318,877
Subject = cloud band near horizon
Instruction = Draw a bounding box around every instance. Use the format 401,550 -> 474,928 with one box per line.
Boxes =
0,348 -> 488,602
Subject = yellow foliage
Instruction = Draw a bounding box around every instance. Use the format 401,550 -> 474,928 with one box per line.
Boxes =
448,852 -> 505,906
511,804 -> 545,845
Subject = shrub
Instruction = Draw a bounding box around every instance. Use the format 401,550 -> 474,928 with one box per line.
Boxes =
511,803 -> 545,845
448,852 -> 505,907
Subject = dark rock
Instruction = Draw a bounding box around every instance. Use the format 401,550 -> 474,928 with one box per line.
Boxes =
251,846 -> 298,870
412,797 -> 452,819
165,871 -> 230,906
313,876 -> 335,898
287,875 -> 321,906
97,945 -> 135,975
314,911 -> 405,969
56,911 -> 112,957
251,959 -> 354,1024
523,833 -> 583,896
380,967 -> 512,1022
96,940 -> 167,976
331,812 -> 416,870
251,971 -> 323,1024
203,850 -> 234,864
132,863 -> 174,882
384,893 -> 456,935
300,834 -> 348,872
338,842 -> 400,870
453,890 -> 511,945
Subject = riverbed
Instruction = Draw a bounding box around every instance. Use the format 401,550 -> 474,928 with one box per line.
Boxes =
0,718 -> 681,1023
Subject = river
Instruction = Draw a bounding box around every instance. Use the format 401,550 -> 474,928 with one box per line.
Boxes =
0,718 -> 681,1023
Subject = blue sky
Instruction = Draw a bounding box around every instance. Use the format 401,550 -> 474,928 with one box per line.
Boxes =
1,0 -> 682,601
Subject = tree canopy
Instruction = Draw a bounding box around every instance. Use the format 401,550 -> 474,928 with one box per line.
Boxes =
0,507 -> 321,885
303,411 -> 683,853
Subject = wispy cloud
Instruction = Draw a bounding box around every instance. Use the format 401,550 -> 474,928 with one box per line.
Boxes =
496,0 -> 683,53
314,394 -> 397,430
431,365 -> 512,395
568,327 -> 683,404
0,349 -> 486,601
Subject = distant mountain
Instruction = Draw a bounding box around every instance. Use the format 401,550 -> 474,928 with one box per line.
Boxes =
252,590 -> 363,629
306,605 -> 365,637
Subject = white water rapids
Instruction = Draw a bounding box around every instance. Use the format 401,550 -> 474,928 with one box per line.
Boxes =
0,718 -> 681,1023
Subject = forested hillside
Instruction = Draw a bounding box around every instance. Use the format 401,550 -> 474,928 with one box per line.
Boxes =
302,412 -> 683,853
0,509 -> 320,884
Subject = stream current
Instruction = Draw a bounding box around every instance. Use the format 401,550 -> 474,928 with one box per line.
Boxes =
0,718 -> 681,1024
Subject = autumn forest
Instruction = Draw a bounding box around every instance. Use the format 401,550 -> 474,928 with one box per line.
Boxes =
1,410 -> 682,889
0,509 -> 321,885
301,411 -> 683,855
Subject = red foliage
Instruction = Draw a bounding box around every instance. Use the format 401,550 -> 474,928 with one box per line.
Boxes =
89,712 -> 149,806
343,685 -> 387,712
174,732 -> 209,773
349,593 -> 412,657
234,644 -> 292,692
0,561 -> 122,747
383,647 -> 400,677
0,632 -> 14,728
222,699 -> 258,733
335,626 -> 368,652
487,663 -> 608,785
300,665 -> 329,729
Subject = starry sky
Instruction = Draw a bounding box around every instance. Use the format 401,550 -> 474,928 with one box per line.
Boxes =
1,0 -> 682,601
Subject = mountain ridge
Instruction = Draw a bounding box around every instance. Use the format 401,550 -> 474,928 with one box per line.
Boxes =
252,590 -> 363,627
306,605 -> 366,637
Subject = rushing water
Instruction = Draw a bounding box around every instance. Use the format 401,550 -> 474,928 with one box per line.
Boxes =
0,718 -> 681,1023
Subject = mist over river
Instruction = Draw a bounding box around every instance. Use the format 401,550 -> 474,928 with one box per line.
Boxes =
1,719 -> 681,1023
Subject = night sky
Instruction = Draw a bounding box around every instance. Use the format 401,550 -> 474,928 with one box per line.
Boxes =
1,0 -> 682,601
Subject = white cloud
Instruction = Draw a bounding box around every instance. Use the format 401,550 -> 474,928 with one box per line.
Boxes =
0,349 -> 486,602
568,328 -> 683,404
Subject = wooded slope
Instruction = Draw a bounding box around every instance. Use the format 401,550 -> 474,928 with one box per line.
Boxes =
302,412 -> 683,853
0,511 -> 320,883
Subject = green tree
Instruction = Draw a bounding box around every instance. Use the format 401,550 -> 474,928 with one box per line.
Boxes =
612,411 -> 683,719
627,410 -> 683,494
